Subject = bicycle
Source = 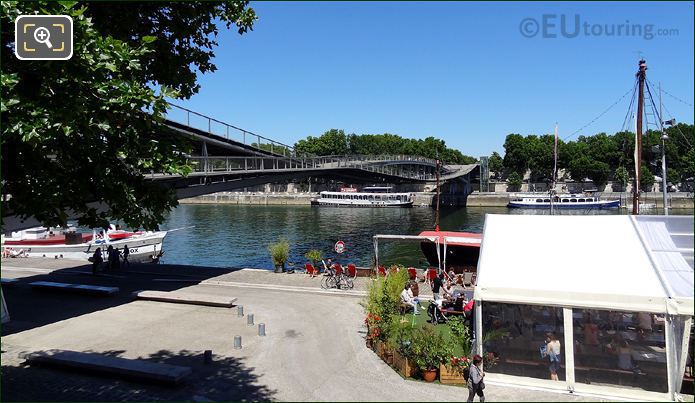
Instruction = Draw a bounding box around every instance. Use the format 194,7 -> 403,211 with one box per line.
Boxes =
320,264 -> 354,290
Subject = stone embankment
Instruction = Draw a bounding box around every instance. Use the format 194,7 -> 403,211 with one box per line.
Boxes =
180,191 -> 694,209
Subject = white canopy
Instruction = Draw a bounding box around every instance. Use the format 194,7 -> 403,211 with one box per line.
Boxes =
475,214 -> 694,315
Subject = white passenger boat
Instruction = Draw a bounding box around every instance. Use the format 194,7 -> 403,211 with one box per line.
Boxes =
507,191 -> 620,209
311,186 -> 414,207
1,225 -> 167,263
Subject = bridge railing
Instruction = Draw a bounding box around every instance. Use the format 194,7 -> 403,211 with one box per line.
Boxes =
186,155 -> 440,181
165,103 -> 308,158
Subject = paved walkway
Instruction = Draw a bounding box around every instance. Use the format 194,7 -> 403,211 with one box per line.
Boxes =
2,258 -> 614,401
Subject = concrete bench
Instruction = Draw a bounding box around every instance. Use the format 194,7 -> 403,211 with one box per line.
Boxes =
30,281 -> 119,295
134,290 -> 237,307
24,350 -> 191,384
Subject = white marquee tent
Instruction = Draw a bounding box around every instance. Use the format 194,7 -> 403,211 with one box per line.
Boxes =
474,214 -> 694,401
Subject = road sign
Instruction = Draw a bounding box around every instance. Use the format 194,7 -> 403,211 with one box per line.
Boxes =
334,240 -> 345,254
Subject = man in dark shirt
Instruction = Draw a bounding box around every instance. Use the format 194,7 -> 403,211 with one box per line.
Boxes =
432,272 -> 444,301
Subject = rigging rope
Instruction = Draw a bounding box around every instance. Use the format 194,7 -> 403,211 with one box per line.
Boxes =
563,86 -> 635,142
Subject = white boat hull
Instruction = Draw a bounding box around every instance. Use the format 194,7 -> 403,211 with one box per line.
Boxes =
2,231 -> 167,263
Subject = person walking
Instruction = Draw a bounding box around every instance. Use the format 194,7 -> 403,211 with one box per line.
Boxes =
467,354 -> 485,402
122,244 -> 130,268
91,248 -> 103,275
545,332 -> 562,381
432,272 -> 444,302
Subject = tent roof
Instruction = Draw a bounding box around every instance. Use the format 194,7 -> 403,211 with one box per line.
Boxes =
475,214 -> 694,315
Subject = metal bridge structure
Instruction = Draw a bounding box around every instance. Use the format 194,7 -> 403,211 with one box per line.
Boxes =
159,104 -> 480,199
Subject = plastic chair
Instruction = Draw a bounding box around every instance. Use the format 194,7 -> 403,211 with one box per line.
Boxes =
305,263 -> 318,277
407,267 -> 417,280
334,263 -> 343,276
377,265 -> 387,277
424,267 -> 437,289
347,264 -> 357,279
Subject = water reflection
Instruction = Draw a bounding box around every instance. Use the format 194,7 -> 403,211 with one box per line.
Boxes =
159,204 -> 691,270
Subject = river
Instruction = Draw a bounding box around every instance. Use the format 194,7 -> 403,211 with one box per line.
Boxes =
159,204 -> 693,270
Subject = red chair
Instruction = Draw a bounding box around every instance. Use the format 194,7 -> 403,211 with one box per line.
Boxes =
347,264 -> 357,278
425,267 -> 437,287
407,267 -> 417,280
377,265 -> 387,277
334,263 -> 343,276
305,263 -> 318,277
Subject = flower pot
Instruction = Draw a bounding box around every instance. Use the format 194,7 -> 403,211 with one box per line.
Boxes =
440,364 -> 467,385
274,263 -> 285,273
422,368 -> 438,382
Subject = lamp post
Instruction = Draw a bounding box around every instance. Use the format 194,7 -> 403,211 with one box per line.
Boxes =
661,118 -> 675,215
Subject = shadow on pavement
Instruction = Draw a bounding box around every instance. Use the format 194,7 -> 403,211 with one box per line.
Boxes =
1,263 -> 241,336
1,348 -> 276,402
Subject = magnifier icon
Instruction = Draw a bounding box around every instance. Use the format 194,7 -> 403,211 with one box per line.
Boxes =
33,27 -> 53,49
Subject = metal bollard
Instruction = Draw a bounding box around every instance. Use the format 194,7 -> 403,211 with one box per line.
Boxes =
234,335 -> 242,349
258,323 -> 266,336
203,350 -> 213,364
237,305 -> 244,317
247,313 -> 254,326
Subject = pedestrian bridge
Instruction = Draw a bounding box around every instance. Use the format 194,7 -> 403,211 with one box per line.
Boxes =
150,154 -> 478,199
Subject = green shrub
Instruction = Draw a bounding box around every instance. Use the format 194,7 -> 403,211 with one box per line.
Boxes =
268,238 -> 289,266
410,325 -> 454,371
304,249 -> 322,264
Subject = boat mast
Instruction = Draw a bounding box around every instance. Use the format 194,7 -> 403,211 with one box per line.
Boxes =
435,159 -> 441,231
633,59 -> 647,215
550,123 -> 558,215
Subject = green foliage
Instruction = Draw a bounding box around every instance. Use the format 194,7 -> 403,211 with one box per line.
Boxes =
388,316 -> 416,356
363,269 -> 409,342
268,238 -> 289,266
294,130 -> 476,164
500,127 -> 695,186
614,166 -> 630,189
410,325 -> 455,371
304,249 -> 323,264
488,151 -> 503,179
1,1 -> 256,230
640,165 -> 655,191
447,316 -> 472,358
507,172 -> 523,190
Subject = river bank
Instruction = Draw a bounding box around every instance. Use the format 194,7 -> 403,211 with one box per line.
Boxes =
180,191 -> 694,209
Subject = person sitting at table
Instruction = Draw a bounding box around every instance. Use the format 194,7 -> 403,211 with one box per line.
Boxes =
442,280 -> 456,304
400,283 -> 422,314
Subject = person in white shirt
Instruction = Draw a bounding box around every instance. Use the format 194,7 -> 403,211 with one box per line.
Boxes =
400,283 -> 422,314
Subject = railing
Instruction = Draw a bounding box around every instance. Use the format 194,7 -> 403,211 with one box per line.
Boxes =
185,155 -> 442,181
164,103 -> 304,157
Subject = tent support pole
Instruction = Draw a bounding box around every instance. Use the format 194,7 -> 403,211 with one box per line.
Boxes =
373,238 -> 379,269
563,308 -> 576,392
474,300 -> 483,356
665,314 -> 674,400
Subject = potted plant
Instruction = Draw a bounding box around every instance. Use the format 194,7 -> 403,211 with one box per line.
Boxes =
304,249 -> 323,270
268,238 -> 289,273
388,317 -> 416,377
411,325 -> 454,382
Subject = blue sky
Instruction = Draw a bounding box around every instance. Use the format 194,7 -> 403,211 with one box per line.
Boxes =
172,1 -> 694,157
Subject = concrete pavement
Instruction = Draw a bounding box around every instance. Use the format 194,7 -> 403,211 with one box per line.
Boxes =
1,258 -> 613,401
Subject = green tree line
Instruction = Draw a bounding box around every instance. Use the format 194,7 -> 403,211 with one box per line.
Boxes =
488,124 -> 694,189
294,129 -> 477,164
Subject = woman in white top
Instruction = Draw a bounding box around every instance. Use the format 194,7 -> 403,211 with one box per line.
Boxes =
545,333 -> 562,381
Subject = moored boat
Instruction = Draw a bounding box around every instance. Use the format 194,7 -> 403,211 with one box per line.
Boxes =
507,191 -> 620,209
311,186 -> 414,207
2,225 -> 167,263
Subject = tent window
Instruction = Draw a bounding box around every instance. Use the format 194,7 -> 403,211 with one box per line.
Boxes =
573,308 -> 667,393
482,302 -> 565,382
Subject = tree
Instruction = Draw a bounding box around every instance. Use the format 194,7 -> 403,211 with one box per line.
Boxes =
586,161 -> 610,189
614,166 -> 630,191
502,134 -> 527,176
488,152 -> 503,179
1,1 -> 256,230
507,171 -> 522,191
640,165 -> 655,192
